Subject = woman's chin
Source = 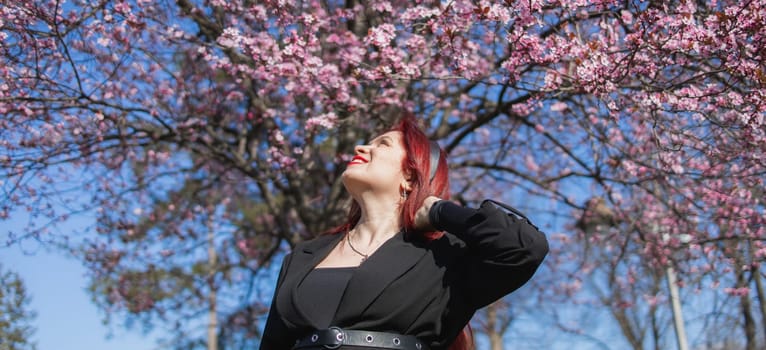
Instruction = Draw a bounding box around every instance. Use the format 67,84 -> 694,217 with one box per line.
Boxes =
343,174 -> 382,197
341,171 -> 364,189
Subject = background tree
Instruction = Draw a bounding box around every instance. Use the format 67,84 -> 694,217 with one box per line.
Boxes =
0,264 -> 37,350
2,0 -> 765,349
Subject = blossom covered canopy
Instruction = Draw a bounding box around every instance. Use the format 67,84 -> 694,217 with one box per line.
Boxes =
1,0 -> 765,348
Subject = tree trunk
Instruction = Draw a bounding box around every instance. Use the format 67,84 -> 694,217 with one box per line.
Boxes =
207,218 -> 218,350
611,307 -> 643,350
486,303 -> 504,350
748,240 -> 766,347
608,265 -> 643,350
734,254 -> 756,350
649,272 -> 662,350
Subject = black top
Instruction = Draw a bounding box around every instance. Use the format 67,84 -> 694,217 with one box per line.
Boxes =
260,199 -> 549,350
293,202 -> 475,329
297,267 -> 356,328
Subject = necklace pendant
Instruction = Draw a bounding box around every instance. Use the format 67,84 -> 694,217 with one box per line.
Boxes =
346,231 -> 371,263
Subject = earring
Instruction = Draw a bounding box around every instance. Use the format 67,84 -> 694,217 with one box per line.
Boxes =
401,189 -> 408,199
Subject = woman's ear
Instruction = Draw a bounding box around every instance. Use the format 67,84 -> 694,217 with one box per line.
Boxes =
400,180 -> 413,195
400,168 -> 414,191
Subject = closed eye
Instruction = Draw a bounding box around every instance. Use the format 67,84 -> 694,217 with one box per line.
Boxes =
377,136 -> 393,146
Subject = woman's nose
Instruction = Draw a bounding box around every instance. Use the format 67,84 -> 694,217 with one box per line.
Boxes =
354,144 -> 370,154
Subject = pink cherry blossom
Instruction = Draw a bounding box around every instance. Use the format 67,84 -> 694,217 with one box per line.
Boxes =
2,0 -> 765,347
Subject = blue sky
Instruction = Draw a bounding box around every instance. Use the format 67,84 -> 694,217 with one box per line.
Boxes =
4,247 -> 160,350
3,222 -> 160,350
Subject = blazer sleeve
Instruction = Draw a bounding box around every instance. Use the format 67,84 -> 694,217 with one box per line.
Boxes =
259,252 -> 294,350
431,200 -> 549,309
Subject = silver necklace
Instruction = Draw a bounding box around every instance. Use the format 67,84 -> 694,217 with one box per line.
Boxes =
346,232 -> 369,262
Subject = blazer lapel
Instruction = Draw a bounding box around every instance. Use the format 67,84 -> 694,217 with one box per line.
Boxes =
334,232 -> 428,324
277,233 -> 343,328
288,233 -> 342,282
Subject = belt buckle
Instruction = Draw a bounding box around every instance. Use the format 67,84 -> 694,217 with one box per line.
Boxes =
323,326 -> 343,349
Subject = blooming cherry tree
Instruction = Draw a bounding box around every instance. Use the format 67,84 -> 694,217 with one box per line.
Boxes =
2,0 -> 765,348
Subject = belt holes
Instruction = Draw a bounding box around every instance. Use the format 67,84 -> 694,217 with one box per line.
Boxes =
393,337 -> 401,345
365,335 -> 374,343
310,334 -> 318,342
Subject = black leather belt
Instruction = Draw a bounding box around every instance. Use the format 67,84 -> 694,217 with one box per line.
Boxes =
292,327 -> 429,350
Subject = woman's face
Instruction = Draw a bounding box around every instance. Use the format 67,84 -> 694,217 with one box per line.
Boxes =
342,130 -> 410,197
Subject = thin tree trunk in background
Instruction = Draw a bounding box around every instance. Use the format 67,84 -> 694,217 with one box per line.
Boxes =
749,240 -> 766,348
734,253 -> 756,350
207,217 -> 218,350
650,308 -> 660,350
607,263 -> 643,350
649,272 -> 662,350
486,303 -> 504,350
611,307 -> 642,350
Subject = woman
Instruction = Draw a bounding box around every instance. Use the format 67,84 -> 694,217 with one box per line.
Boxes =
260,116 -> 548,350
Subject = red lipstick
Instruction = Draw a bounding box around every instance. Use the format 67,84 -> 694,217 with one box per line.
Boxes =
348,155 -> 368,165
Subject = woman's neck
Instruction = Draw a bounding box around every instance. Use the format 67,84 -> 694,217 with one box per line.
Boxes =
352,196 -> 402,246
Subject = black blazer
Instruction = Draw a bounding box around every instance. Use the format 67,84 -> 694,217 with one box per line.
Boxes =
259,200 -> 549,350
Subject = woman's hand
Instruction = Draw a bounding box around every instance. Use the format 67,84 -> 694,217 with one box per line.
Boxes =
414,196 -> 442,231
